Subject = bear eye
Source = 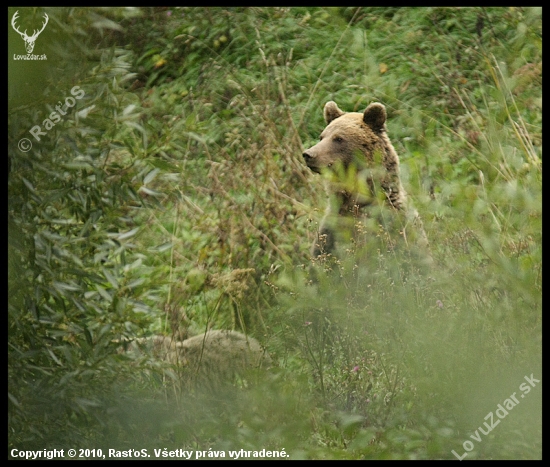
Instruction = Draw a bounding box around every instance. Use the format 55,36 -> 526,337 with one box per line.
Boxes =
333,136 -> 343,143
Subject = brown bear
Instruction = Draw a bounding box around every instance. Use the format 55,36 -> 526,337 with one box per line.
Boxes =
125,330 -> 271,389
303,101 -> 428,259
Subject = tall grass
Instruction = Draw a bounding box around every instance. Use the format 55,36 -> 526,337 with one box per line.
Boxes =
9,6 -> 540,459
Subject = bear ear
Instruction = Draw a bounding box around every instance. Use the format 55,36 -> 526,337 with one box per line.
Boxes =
363,103 -> 387,131
324,101 -> 345,124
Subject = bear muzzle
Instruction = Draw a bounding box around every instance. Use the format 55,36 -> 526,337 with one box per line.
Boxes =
303,150 -> 330,174
302,151 -> 318,172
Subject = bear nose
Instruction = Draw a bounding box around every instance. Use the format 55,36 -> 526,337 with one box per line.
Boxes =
302,152 -> 314,161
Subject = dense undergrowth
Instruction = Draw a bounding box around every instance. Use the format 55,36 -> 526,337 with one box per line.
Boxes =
8,7 -> 541,459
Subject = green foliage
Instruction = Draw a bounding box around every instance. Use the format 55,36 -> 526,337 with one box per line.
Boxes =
8,6 -> 540,459
8,7 -> 168,449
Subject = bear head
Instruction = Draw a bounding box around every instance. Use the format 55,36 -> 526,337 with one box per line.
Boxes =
302,101 -> 404,211
303,101 -> 390,174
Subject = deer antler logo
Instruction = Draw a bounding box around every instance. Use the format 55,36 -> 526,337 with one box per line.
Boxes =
11,11 -> 49,54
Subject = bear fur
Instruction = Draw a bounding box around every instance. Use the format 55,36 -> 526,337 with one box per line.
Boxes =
125,330 -> 271,389
303,101 -> 428,259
